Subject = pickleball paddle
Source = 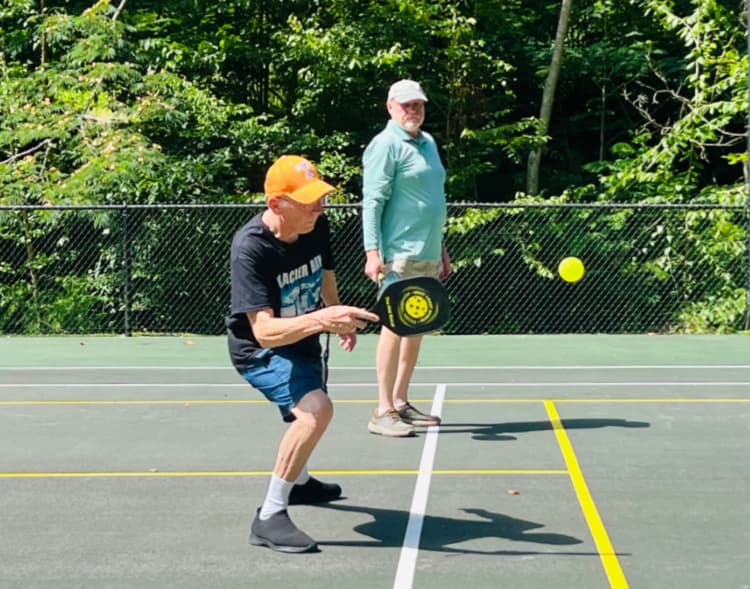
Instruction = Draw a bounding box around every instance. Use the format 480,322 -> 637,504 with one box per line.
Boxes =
371,276 -> 451,336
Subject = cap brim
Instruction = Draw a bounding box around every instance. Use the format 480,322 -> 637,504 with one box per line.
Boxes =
389,92 -> 428,103
288,179 -> 336,204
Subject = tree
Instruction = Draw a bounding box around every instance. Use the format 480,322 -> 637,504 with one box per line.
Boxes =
591,0 -> 746,203
526,0 -> 574,196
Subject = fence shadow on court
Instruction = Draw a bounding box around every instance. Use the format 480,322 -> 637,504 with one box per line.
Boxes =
435,418 -> 650,441
316,503 -> 624,556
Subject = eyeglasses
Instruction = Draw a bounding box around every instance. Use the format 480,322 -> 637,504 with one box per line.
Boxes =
396,100 -> 425,112
280,195 -> 327,211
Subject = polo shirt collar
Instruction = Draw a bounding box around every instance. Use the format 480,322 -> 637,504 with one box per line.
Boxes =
387,119 -> 424,143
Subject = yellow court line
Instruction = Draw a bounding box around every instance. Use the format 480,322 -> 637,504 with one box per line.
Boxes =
0,468 -> 566,479
556,398 -> 750,403
544,400 -> 629,589
446,398 -> 750,404
0,397 -> 748,406
430,469 -> 566,475
0,399 -> 269,405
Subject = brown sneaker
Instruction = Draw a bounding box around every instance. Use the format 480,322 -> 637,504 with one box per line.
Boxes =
367,409 -> 416,437
397,402 -> 441,426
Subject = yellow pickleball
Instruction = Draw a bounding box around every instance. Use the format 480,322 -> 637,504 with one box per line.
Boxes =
558,256 -> 585,283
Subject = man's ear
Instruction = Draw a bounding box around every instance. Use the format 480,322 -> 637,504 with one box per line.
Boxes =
267,196 -> 284,214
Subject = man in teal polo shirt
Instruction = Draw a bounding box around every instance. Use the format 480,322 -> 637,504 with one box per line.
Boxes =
362,79 -> 452,437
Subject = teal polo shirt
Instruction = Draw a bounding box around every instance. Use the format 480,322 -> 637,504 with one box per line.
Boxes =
362,120 -> 446,262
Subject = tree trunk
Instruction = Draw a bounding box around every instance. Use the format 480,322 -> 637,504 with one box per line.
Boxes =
526,0 -> 574,195
39,0 -> 46,67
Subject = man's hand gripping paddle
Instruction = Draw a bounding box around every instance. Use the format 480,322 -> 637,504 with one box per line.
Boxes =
371,276 -> 451,336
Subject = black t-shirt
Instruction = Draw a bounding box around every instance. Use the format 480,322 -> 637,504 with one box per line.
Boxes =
226,213 -> 335,367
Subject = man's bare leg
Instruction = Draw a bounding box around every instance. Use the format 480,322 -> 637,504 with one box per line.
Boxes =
392,334 -> 422,407
375,326 -> 401,415
259,390 -> 332,518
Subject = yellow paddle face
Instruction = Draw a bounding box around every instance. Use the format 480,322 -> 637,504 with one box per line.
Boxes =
399,288 -> 436,325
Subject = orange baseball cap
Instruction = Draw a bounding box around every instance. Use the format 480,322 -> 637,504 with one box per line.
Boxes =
264,155 -> 336,204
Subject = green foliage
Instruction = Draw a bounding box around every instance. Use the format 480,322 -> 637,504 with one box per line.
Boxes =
3,0 -> 744,205
677,288 -> 746,333
0,0 -> 747,334
0,208 -> 120,333
590,0 -> 746,204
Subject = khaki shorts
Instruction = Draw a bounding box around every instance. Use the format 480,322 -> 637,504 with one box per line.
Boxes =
385,258 -> 442,279
381,259 -> 441,292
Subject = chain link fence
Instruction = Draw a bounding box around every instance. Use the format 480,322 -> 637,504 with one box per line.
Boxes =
1,203 -> 748,335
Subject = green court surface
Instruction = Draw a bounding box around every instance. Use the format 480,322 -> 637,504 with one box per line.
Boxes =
1,335 -> 749,589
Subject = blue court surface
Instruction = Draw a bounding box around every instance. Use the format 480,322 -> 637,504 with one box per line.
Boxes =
0,334 -> 749,589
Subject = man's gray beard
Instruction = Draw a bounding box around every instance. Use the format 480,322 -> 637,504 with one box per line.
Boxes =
400,121 -> 421,133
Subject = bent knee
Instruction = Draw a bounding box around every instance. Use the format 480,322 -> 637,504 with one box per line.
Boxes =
293,390 -> 333,429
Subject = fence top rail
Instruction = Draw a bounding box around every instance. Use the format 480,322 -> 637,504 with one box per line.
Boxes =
0,202 -> 746,211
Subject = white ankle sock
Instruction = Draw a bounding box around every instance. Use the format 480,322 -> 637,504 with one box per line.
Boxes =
259,475 -> 294,520
295,465 -> 310,485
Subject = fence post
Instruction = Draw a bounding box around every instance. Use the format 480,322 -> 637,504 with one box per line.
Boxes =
746,0 -> 750,330
746,203 -> 750,330
121,205 -> 132,336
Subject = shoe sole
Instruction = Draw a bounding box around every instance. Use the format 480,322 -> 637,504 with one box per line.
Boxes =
250,534 -> 318,553
400,417 -> 441,426
367,423 -> 416,437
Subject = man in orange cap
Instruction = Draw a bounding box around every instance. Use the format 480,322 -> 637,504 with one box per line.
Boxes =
227,155 -> 378,553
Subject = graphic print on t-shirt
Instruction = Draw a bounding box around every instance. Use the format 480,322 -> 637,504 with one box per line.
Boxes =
277,254 -> 323,317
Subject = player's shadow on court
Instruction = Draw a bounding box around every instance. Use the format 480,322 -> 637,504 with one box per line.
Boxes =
437,418 -> 650,441
317,504 -> 598,555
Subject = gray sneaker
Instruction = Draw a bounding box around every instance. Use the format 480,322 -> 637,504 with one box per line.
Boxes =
367,409 -> 416,437
249,508 -> 318,553
397,402 -> 441,426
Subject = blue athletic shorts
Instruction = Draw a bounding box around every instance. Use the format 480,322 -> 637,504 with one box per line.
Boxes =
237,347 -> 325,422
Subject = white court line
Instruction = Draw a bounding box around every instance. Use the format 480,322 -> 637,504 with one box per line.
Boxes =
393,384 -> 446,589
2,382 -> 749,389
1,365 -> 749,370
